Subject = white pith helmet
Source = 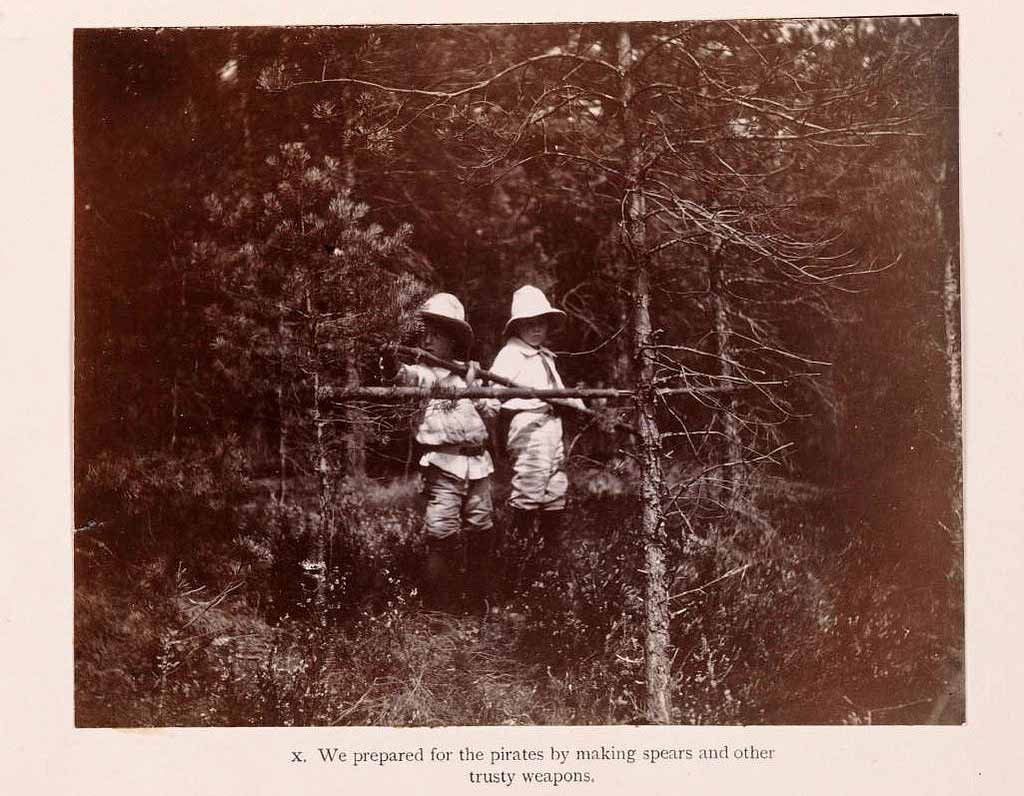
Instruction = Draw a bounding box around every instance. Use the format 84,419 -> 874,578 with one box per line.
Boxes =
418,292 -> 474,351
503,285 -> 567,337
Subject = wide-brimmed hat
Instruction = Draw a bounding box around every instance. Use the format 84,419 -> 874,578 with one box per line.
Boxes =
418,292 -> 474,351
503,285 -> 567,337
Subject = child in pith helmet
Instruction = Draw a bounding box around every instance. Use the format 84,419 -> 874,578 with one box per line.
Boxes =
488,285 -> 585,578
388,292 -> 495,611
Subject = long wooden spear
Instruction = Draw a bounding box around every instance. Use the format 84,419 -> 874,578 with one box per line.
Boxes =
333,344 -> 637,434
327,345 -> 755,436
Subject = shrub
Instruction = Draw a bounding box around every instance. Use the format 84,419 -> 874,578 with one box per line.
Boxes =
76,438 -> 249,573
75,463 -> 958,727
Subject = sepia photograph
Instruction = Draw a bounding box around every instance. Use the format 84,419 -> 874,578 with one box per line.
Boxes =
72,17 -> 962,728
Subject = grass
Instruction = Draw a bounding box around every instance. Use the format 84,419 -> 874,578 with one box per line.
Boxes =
74,470 -> 963,727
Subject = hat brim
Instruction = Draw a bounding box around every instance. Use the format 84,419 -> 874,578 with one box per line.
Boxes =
503,309 -> 566,338
419,311 -> 474,350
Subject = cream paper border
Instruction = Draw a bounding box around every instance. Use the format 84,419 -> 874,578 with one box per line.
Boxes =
1,1 -> 1019,793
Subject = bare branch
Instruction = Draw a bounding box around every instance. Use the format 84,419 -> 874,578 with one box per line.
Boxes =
280,51 -> 621,100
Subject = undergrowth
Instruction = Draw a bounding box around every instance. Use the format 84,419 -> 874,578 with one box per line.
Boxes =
74,464 -> 961,727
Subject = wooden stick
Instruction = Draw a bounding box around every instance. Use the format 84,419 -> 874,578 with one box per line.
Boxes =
387,344 -> 636,434
331,385 -> 632,399
389,346 -> 737,396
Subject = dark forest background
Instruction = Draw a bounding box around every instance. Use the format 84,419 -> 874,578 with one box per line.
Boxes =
73,19 -> 962,726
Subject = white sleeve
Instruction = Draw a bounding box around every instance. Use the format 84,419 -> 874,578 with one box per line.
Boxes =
487,346 -> 520,382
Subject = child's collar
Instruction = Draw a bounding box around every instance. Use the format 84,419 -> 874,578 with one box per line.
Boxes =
508,336 -> 556,358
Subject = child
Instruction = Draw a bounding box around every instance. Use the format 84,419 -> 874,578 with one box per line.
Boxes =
488,285 -> 584,574
391,292 -> 495,611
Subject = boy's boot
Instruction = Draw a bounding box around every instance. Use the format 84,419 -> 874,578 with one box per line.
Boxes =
535,510 -> 572,615
509,509 -> 538,594
537,510 -> 565,576
512,508 -> 537,540
464,529 -> 495,613
423,534 -> 464,612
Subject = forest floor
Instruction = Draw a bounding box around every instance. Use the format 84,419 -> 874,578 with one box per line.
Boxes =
315,608 -> 563,726
74,470 -> 962,727
75,539 -> 605,726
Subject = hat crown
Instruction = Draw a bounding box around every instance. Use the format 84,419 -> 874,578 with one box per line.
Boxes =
503,284 -> 567,337
419,292 -> 467,324
509,285 -> 556,320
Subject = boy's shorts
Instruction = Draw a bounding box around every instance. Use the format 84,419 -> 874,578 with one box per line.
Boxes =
422,465 -> 494,540
506,411 -> 568,511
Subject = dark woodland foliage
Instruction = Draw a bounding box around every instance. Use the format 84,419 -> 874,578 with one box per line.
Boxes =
74,19 -> 961,726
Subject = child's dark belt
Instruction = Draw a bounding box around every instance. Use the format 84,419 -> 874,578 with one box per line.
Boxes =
422,443 -> 488,456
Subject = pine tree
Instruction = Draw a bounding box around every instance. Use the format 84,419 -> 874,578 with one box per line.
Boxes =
200,141 -> 427,612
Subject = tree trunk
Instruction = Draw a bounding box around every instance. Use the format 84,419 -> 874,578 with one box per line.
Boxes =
344,341 -> 367,479
228,29 -> 252,153
942,249 -> 961,450
169,269 -> 187,451
276,307 -> 288,503
929,161 -> 964,725
937,163 -> 962,467
933,162 -> 963,578
307,291 -> 332,620
609,295 -> 635,387
708,241 -> 744,512
312,367 -> 332,618
335,138 -> 367,481
619,28 -> 672,725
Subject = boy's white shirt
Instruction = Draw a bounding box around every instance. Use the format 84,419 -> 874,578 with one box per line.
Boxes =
488,336 -> 586,412
397,363 -> 494,480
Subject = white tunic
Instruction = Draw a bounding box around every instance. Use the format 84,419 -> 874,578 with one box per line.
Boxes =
488,337 -> 583,510
397,364 -> 494,480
